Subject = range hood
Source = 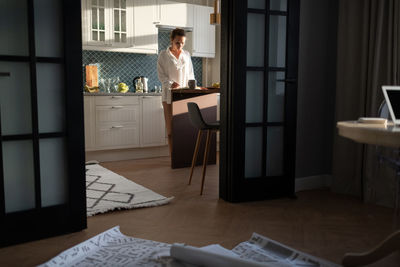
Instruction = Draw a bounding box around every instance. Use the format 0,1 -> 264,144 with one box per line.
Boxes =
156,24 -> 193,32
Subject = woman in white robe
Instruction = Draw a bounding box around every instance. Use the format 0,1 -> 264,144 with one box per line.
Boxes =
157,28 -> 195,154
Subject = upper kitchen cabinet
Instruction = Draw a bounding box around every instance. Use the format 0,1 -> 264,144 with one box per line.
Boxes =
132,0 -> 158,54
83,0 -> 159,54
191,5 -> 215,58
159,0 -> 194,28
82,0 -> 133,49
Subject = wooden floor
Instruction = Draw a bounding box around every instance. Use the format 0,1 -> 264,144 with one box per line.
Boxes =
0,156 -> 399,266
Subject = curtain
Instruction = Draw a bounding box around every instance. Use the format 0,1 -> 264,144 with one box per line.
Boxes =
332,0 -> 400,206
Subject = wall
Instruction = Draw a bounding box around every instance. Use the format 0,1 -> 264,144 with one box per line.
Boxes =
82,31 -> 203,92
295,0 -> 338,178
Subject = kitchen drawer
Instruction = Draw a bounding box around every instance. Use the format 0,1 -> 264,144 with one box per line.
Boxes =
95,105 -> 140,124
95,95 -> 140,106
95,123 -> 140,148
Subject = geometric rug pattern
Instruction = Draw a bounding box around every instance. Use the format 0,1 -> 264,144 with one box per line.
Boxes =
86,164 -> 173,216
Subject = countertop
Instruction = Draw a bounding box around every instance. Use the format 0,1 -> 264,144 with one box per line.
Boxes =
83,92 -> 162,96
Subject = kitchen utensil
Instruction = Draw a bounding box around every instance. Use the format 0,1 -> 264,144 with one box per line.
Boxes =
133,76 -> 149,93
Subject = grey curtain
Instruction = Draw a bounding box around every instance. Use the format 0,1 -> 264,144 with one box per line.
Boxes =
332,0 -> 400,206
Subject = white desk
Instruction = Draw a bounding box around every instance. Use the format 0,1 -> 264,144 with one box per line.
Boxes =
337,121 -> 400,266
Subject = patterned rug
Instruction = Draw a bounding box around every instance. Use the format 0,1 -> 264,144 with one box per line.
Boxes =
86,164 -> 173,216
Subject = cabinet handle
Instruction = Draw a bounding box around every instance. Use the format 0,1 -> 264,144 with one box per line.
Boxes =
142,96 -> 153,98
153,21 -> 160,24
0,72 -> 10,77
111,106 -> 124,109
111,96 -> 123,99
111,125 -> 124,129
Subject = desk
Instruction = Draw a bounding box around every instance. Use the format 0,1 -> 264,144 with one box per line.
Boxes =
338,121 -> 400,266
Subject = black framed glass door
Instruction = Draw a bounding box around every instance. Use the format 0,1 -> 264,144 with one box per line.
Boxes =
220,0 -> 300,201
0,0 -> 86,247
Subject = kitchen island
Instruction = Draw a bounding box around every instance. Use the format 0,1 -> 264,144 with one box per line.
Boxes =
168,88 -> 220,169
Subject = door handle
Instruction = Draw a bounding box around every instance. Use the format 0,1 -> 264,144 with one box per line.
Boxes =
111,96 -> 123,99
0,72 -> 10,77
276,78 -> 297,83
111,106 -> 124,109
111,125 -> 124,129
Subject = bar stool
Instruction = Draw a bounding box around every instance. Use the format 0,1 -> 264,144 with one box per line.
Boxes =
187,102 -> 219,195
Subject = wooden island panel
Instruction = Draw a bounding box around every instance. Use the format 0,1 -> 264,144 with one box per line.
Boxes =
170,90 -> 219,169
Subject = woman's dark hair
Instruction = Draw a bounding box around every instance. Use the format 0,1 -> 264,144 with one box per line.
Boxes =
170,28 -> 186,40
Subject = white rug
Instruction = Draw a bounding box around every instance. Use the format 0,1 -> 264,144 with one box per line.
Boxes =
86,164 -> 173,216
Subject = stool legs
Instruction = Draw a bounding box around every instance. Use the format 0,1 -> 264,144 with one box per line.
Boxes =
189,130 -> 202,185
200,130 -> 212,195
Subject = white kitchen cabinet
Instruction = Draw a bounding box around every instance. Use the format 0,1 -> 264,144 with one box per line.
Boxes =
84,95 -> 166,152
82,0 -> 134,51
141,96 -> 166,147
159,0 -> 193,28
191,5 -> 215,58
132,0 -> 159,54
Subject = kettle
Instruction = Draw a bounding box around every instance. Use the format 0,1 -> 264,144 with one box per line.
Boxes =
133,76 -> 148,93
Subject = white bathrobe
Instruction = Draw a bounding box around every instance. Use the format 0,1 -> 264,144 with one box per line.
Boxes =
157,47 -> 195,104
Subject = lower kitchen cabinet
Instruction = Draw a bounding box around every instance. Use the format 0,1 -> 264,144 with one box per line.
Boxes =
141,96 -> 166,147
84,95 -> 167,154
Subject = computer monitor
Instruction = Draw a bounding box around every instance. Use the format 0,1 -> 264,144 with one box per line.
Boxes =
382,86 -> 400,125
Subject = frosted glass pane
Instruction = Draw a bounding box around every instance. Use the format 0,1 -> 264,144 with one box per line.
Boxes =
114,0 -> 119,8
247,14 -> 265,67
93,31 -> 98,41
266,127 -> 283,176
121,0 -> 126,9
100,32 -> 105,41
40,138 -> 68,207
92,8 -> 97,29
99,8 -> 105,30
37,63 -> 65,133
269,16 -> 286,68
114,10 -> 120,31
0,62 -> 32,135
270,0 -> 287,11
248,0 -> 265,9
121,11 -> 126,32
268,72 -> 285,122
245,127 -> 262,178
34,0 -> 63,57
246,71 -> 264,123
121,33 -> 127,43
3,140 -> 35,213
0,0 -> 29,56
115,33 -> 120,42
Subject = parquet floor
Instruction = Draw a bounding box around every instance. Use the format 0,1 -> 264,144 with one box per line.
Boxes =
0,156 -> 398,266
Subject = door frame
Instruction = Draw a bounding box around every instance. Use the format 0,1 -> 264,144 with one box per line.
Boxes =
219,0 -> 300,202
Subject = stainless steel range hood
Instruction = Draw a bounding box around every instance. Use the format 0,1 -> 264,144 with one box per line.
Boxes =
156,24 -> 193,32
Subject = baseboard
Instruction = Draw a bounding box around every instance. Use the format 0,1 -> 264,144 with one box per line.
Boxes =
295,174 -> 332,192
86,146 -> 169,163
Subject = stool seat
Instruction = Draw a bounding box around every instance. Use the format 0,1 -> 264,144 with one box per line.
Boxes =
187,102 -> 219,195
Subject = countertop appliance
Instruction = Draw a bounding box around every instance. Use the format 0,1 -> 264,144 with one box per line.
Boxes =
133,76 -> 148,93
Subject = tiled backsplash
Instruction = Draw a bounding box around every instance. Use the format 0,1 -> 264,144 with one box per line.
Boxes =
82,31 -> 202,92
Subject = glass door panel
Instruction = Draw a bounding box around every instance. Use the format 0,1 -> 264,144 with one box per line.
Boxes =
245,127 -> 263,178
0,0 -> 29,56
268,71 -> 285,122
36,63 -> 66,133
270,0 -> 287,11
34,0 -> 63,57
266,127 -> 284,176
269,15 -> 287,68
3,140 -> 35,213
113,0 -> 128,45
247,13 -> 265,67
248,0 -> 265,9
0,62 -> 32,135
40,138 -> 68,207
246,71 -> 264,123
91,0 -> 106,42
